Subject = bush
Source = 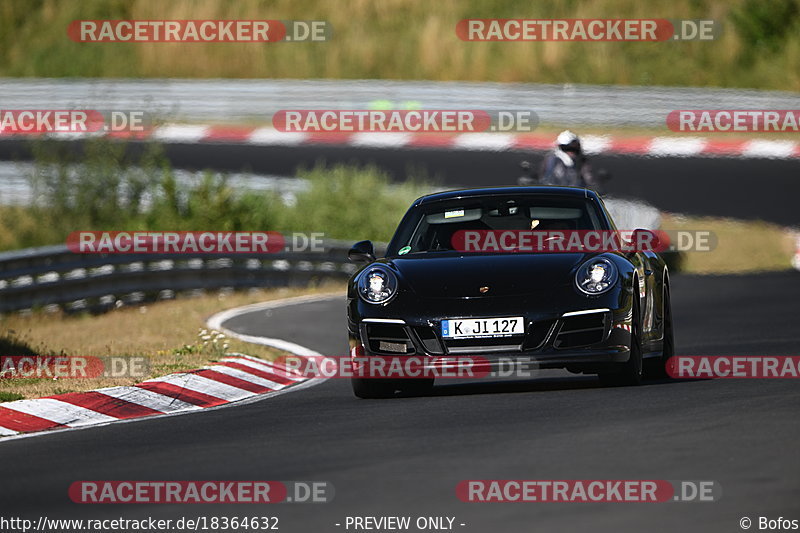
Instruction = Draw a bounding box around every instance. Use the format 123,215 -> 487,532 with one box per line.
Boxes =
0,138 -> 431,250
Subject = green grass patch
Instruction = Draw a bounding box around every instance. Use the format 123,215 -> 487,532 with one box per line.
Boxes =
661,214 -> 795,274
0,137 -> 431,250
0,391 -> 24,402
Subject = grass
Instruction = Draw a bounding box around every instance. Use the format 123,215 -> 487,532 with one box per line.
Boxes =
661,214 -> 796,274
0,137 -> 431,251
0,391 -> 23,402
0,0 -> 798,90
0,283 -> 344,401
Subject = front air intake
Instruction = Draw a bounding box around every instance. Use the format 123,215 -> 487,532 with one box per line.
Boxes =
554,312 -> 609,349
363,323 -> 415,354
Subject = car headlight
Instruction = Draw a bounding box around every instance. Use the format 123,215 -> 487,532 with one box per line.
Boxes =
357,266 -> 398,304
575,257 -> 618,295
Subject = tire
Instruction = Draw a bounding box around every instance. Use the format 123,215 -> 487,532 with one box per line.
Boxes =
648,285 -> 675,379
599,298 -> 643,387
351,378 -> 399,399
646,286 -> 674,379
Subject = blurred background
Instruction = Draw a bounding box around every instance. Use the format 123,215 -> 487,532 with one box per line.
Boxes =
1,0 -> 799,88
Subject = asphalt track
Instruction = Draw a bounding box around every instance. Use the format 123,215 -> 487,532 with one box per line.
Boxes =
1,139 -> 799,225
1,271 -> 799,532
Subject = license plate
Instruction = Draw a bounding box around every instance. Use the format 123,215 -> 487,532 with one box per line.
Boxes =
441,317 -> 525,339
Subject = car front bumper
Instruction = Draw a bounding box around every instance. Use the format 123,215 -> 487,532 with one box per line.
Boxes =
348,297 -> 634,373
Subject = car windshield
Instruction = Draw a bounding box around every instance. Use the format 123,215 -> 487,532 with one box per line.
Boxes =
387,194 -> 607,255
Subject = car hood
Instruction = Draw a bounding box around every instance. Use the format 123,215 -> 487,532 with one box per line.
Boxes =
388,253 -> 594,298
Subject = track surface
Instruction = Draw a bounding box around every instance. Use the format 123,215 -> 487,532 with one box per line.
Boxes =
1,271 -> 799,532
2,140 -> 799,225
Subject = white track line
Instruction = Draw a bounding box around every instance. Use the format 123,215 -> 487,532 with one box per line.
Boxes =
451,133 -> 515,151
207,293 -> 340,358
349,132 -> 412,148
741,140 -> 797,159
247,128 -> 307,145
151,124 -> 210,143
648,137 -> 707,157
226,353 -> 274,364
580,135 -> 612,155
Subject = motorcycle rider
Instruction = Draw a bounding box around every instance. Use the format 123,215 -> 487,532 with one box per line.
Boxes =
539,130 -> 598,189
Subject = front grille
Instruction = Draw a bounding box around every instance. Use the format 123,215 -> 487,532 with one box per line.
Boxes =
443,333 -> 524,354
445,343 -> 522,354
411,326 -> 444,354
522,319 -> 556,350
554,312 -> 608,349
363,324 -> 415,354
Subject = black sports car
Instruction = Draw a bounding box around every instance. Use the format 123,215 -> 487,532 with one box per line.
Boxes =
346,186 -> 674,398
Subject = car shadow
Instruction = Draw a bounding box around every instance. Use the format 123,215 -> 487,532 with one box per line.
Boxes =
395,375 -> 706,399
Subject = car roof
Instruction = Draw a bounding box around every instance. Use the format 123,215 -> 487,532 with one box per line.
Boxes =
414,186 -> 597,206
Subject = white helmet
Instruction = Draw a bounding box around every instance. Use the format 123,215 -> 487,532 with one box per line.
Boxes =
556,130 -> 581,152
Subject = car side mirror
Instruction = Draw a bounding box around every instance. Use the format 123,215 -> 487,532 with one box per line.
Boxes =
348,240 -> 376,263
630,228 -> 660,252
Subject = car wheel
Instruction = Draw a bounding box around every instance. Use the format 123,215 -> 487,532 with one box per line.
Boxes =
599,299 -> 643,387
645,286 -> 674,379
351,378 -> 399,399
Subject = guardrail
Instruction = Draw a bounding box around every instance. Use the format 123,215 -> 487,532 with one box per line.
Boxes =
2,78 -> 799,128
0,241 -> 383,314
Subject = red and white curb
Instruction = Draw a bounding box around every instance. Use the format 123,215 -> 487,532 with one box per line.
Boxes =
0,293 -> 338,441
3,124 -> 799,159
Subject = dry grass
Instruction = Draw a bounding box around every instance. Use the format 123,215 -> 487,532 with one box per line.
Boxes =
661,214 -> 796,274
0,0 -> 797,90
0,283 -> 344,400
